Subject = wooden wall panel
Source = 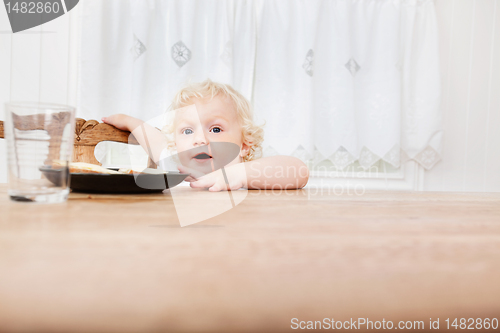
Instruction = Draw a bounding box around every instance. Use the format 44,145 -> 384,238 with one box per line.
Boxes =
463,0 -> 497,191
440,0 -> 475,192
10,27 -> 42,101
425,0 -> 500,192
0,8 -> 12,184
39,14 -> 70,105
483,1 -> 500,192
424,0 -> 455,191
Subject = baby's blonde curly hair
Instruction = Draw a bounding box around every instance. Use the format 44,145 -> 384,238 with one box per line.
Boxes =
162,80 -> 264,162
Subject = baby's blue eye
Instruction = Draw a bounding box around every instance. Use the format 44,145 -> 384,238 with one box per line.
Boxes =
210,127 -> 221,133
183,129 -> 193,135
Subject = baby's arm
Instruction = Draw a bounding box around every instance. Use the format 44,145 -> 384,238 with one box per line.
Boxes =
101,114 -> 167,163
245,156 -> 309,190
186,156 -> 309,191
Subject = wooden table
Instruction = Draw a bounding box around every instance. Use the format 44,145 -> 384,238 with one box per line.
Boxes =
0,184 -> 499,332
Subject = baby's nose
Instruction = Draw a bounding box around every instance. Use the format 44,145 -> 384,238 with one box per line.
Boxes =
193,131 -> 207,146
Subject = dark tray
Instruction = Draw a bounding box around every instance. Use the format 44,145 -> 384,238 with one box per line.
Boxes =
39,166 -> 189,194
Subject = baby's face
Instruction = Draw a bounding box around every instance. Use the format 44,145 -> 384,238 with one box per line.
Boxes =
173,95 -> 246,172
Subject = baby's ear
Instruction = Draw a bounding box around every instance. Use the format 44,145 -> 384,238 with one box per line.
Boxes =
239,142 -> 251,158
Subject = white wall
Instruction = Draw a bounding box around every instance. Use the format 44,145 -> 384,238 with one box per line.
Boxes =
1,0 -> 499,192
425,0 -> 500,192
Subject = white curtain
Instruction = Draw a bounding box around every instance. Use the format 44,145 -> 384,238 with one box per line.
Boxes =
79,0 -> 442,170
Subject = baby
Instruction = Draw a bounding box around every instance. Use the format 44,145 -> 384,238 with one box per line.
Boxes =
102,80 -> 309,191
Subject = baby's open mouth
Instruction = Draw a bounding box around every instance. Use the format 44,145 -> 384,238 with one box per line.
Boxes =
193,153 -> 212,160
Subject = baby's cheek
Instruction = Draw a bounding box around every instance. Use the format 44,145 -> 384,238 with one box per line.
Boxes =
174,138 -> 188,152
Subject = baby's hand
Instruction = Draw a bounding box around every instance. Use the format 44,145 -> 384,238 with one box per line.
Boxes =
176,164 -> 207,182
180,164 -> 247,192
101,114 -> 133,131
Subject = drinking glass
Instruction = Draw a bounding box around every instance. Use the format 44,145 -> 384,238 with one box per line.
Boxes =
4,102 -> 75,203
